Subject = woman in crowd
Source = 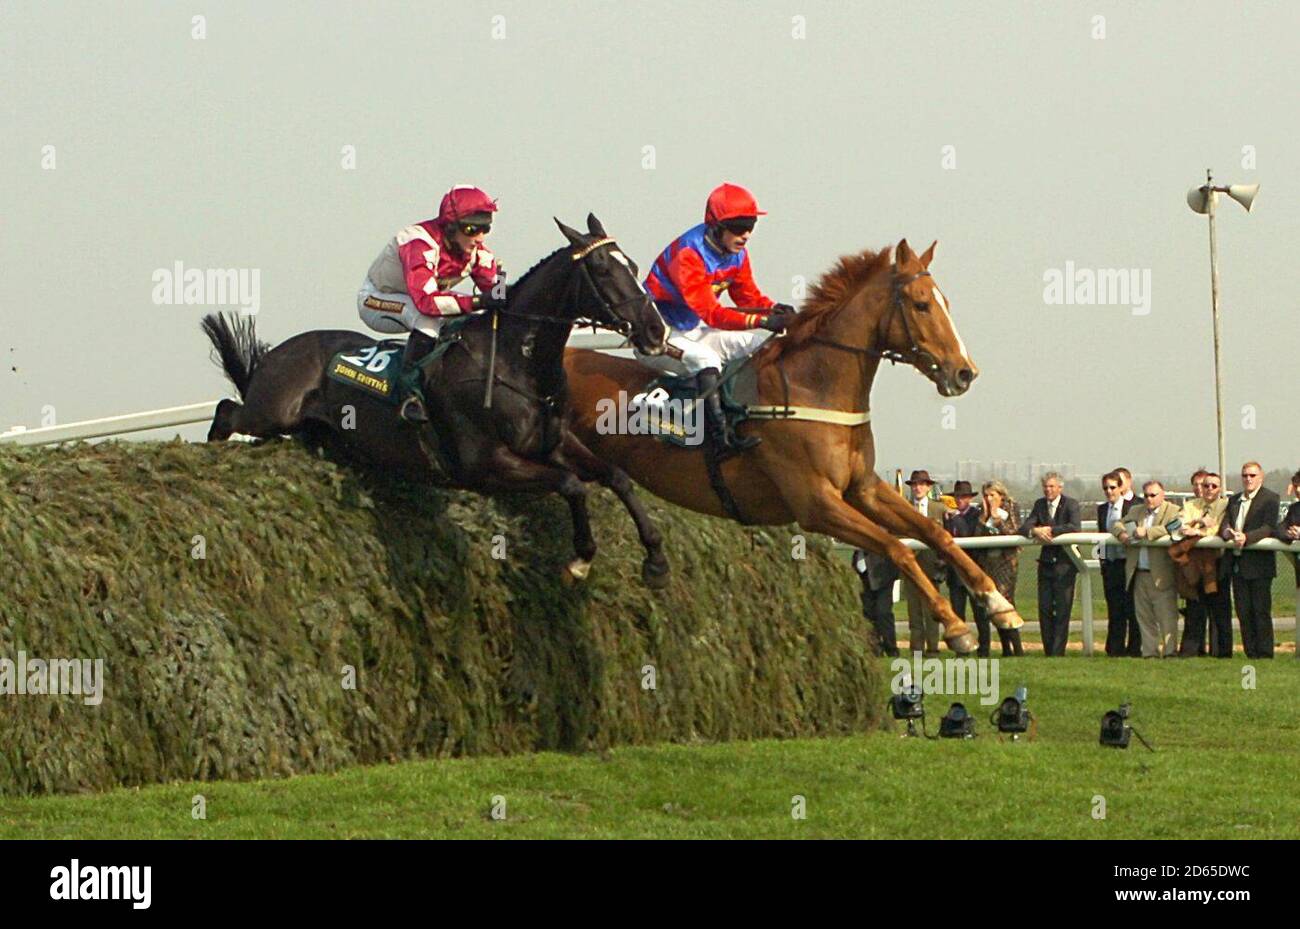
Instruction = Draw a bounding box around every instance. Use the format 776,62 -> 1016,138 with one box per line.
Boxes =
970,480 -> 1025,656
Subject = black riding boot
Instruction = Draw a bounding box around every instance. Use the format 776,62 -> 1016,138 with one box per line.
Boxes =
698,367 -> 758,459
398,330 -> 436,423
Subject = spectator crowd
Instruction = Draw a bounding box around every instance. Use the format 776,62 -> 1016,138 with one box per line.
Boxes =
853,463 -> 1300,659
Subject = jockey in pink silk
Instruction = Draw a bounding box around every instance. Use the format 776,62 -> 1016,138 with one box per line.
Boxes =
358,184 -> 504,422
638,183 -> 795,456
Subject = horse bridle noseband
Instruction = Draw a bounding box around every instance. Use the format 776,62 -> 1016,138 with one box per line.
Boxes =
808,269 -> 941,376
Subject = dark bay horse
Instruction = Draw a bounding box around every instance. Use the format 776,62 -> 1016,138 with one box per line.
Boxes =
563,239 -> 1025,653
202,215 -> 674,587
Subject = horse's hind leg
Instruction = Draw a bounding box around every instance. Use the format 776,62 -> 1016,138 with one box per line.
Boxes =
556,430 -> 670,589
207,399 -> 241,441
206,397 -> 284,442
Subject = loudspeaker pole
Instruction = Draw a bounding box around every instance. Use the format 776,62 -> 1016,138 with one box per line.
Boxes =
1206,169 -> 1226,480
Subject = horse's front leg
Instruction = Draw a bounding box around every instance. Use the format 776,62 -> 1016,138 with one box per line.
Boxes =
849,477 -> 1024,630
476,446 -> 598,583
782,479 -> 976,655
553,429 -> 670,589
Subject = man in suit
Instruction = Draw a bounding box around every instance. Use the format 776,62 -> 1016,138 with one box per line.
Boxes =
1112,481 -> 1183,657
852,548 -> 900,657
1020,471 -> 1081,656
1220,461 -> 1281,658
943,481 -> 982,633
1277,471 -> 1300,660
1097,471 -> 1139,656
901,469 -> 948,656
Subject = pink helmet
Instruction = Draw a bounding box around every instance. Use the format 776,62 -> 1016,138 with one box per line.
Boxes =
437,185 -> 498,225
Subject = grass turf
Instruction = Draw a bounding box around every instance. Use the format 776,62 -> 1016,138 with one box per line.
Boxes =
3,653 -> 1296,839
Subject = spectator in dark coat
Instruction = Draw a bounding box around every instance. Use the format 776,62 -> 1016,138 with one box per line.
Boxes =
1097,470 -> 1140,656
1020,471 -> 1082,656
852,548 -> 900,657
1219,461 -> 1281,658
943,481 -> 982,628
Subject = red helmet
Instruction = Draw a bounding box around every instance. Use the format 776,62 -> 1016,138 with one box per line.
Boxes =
704,183 -> 767,225
437,185 -> 498,225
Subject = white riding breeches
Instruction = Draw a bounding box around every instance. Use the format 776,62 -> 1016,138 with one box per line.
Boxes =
635,323 -> 772,376
357,278 -> 450,338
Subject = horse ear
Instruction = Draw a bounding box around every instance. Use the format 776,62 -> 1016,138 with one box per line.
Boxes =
895,238 -> 917,268
919,240 -> 937,268
554,218 -> 584,246
586,213 -> 607,238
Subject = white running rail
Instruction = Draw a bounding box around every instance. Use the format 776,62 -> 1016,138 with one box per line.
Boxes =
0,331 -> 633,447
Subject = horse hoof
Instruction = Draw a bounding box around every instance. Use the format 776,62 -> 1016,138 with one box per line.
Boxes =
944,630 -> 977,655
641,557 -> 671,590
564,559 -> 592,583
991,609 -> 1024,630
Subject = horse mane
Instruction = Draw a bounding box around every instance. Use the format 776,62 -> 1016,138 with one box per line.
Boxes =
764,247 -> 893,360
507,245 -> 570,296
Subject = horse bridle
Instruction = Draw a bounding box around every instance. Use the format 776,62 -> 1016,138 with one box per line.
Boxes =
466,237 -> 649,413
492,237 -> 643,338
808,269 -> 941,376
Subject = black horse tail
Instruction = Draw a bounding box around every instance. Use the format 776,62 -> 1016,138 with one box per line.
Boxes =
200,312 -> 270,400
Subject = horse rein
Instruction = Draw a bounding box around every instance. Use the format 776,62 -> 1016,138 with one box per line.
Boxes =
488,237 -> 640,338
470,236 -> 645,412
807,270 -> 941,376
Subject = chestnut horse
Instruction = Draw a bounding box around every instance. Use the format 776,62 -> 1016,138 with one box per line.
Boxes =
562,239 -> 1024,654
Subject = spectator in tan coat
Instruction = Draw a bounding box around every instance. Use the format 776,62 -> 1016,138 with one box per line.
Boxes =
1112,481 -> 1182,657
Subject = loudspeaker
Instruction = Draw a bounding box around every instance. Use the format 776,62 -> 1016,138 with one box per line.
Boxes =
1186,186 -> 1212,215
1226,183 -> 1259,212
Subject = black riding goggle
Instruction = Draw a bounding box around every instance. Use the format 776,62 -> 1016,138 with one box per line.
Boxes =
458,223 -> 491,237
718,217 -> 756,236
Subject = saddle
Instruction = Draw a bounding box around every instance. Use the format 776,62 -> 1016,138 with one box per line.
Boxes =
639,355 -> 871,447
326,318 -> 471,405
638,362 -> 750,449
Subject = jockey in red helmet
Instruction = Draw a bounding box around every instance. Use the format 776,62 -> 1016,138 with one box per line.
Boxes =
639,182 -> 795,456
358,184 -> 505,422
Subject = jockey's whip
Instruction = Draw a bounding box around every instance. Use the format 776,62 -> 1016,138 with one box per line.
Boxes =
483,308 -> 499,408
482,272 -> 506,409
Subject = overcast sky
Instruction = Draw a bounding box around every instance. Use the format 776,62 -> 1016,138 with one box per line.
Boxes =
2,1 -> 1296,482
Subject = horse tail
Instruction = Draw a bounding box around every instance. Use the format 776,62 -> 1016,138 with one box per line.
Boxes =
200,312 -> 270,400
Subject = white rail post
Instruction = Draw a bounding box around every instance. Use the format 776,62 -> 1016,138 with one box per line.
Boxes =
1063,543 -> 1095,656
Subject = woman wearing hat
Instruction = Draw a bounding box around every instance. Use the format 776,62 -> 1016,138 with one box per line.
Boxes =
970,480 -> 1025,657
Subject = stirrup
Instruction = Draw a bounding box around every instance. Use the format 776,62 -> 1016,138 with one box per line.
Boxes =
399,395 -> 428,423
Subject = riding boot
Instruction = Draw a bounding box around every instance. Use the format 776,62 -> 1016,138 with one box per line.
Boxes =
697,367 -> 758,459
398,330 -> 436,423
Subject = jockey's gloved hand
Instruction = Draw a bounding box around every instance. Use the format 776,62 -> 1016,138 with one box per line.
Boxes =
770,302 -> 796,315
479,285 -> 509,310
758,314 -> 789,333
